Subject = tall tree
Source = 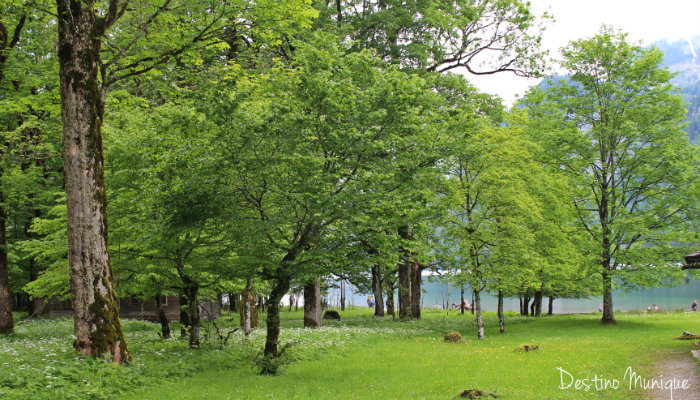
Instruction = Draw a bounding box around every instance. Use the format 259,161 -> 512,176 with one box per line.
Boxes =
525,27 -> 700,324
55,0 -> 133,363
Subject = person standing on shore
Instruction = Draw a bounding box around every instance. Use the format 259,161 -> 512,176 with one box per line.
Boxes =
692,300 -> 697,312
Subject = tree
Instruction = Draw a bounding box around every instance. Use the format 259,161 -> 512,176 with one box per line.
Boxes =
526,27 -> 700,324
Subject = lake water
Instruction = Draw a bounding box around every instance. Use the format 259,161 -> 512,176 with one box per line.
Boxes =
324,274 -> 700,314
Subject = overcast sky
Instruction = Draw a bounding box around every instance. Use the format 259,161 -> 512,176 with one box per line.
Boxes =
468,0 -> 700,105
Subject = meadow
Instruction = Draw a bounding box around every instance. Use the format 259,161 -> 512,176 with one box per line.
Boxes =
1,309 -> 698,399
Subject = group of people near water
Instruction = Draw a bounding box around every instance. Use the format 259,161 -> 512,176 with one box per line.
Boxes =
597,301 -> 699,313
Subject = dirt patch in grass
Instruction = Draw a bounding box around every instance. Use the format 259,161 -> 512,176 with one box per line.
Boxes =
647,349 -> 700,400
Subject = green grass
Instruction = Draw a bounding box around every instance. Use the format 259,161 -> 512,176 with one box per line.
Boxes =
2,309 -> 698,399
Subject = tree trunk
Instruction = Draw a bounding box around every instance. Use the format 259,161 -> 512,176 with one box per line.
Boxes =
27,258 -> 49,318
186,287 -> 200,349
240,279 -> 256,336
0,209 -> 13,334
179,296 -> 190,338
529,297 -> 535,316
372,264 -> 385,317
229,292 -> 238,313
397,259 -> 411,320
397,225 -> 412,320
154,295 -> 170,339
534,290 -> 543,317
498,290 -> 505,333
548,296 -> 554,316
471,291 -> 475,315
303,278 -> 322,328
474,290 -> 484,339
56,1 -> 128,363
521,295 -> 530,316
261,274 -> 291,375
460,286 -> 465,315
601,270 -> 615,323
410,261 -> 422,319
340,279 -> 345,311
385,278 -> 395,318
519,296 -> 522,315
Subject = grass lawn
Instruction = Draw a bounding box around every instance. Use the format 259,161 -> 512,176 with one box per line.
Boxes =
1,309 -> 698,399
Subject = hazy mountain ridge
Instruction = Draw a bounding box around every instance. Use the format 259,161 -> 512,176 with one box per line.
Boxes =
651,36 -> 700,144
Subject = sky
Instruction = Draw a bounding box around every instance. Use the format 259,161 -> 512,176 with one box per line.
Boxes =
468,0 -> 700,105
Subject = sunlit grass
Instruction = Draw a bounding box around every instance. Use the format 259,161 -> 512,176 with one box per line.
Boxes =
2,309 -> 698,399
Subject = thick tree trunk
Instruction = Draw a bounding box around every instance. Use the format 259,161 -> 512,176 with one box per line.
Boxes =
410,261 -> 422,319
529,297 -> 535,316
498,290 -> 505,333
303,278 -> 322,328
261,275 -> 291,375
372,264 -> 385,317
548,296 -> 554,316
474,290 -> 484,339
155,295 -> 170,339
397,225 -> 412,320
186,287 -> 200,349
179,296 -> 190,338
385,278 -> 395,318
240,279 -> 256,336
521,295 -> 530,316
56,1 -> 128,363
0,210 -> 13,334
229,292 -> 238,313
28,257 -> 49,318
534,290 -> 543,317
340,280 -> 345,311
519,296 -> 522,315
397,260 -> 411,320
601,270 -> 615,324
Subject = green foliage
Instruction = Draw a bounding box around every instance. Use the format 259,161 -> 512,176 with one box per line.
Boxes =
521,27 -> 700,320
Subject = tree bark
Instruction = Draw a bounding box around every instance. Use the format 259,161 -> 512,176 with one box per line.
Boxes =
27,254 -> 49,318
229,292 -> 238,313
340,279 -> 345,311
371,264 -> 385,317
185,286 -> 200,349
471,291 -> 475,315
474,290 -> 484,339
410,261 -> 422,319
56,0 -> 129,363
534,290 -> 542,317
240,279 -> 256,336
0,209 -> 14,334
529,297 -> 535,316
547,296 -> 554,316
303,278 -> 322,328
521,295 -> 530,316
601,270 -> 615,323
498,290 -> 505,333
179,296 -> 190,338
397,225 -> 412,320
460,286 -> 465,315
397,260 -> 411,320
261,274 -> 290,375
385,278 -> 395,318
154,295 -> 170,339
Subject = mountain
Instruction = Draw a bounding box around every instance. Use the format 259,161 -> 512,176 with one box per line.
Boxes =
651,36 -> 700,145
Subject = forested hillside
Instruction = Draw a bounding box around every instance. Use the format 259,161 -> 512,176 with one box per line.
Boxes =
652,36 -> 700,144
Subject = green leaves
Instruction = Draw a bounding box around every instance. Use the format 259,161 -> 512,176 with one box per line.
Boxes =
522,27 -> 700,299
